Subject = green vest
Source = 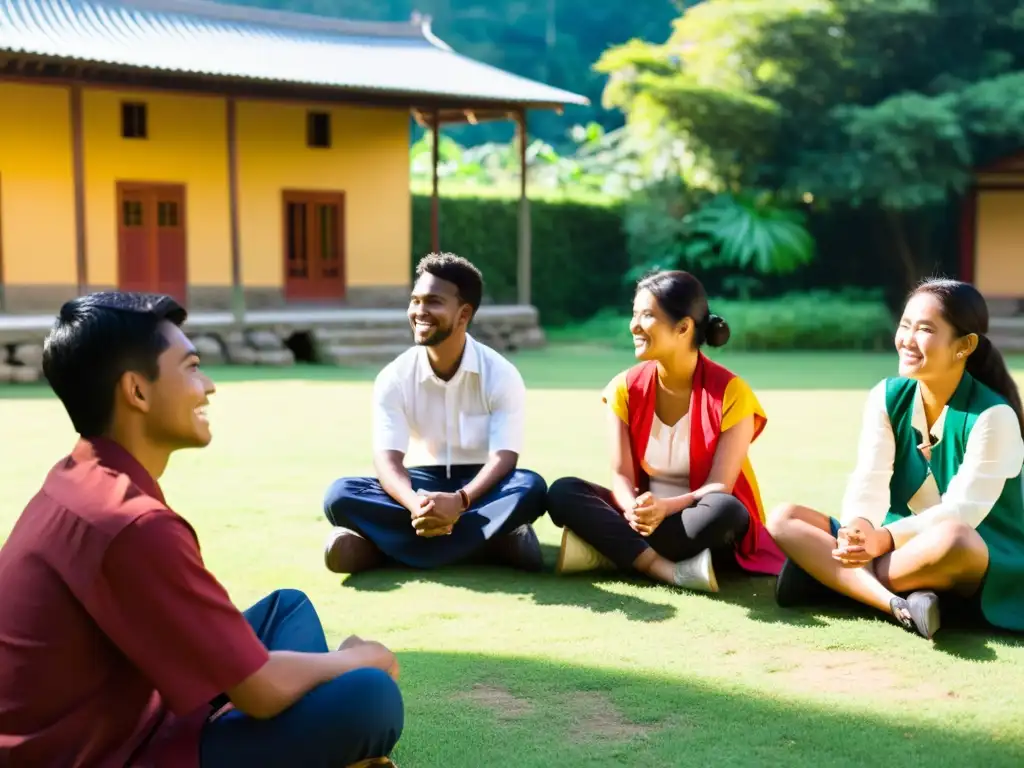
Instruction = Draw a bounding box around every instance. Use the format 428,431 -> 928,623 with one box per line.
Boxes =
884,373 -> 1024,630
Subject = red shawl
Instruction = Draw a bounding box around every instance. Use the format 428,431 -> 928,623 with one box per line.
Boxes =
625,355 -> 784,575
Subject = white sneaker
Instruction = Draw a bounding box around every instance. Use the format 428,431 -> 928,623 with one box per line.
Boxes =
555,528 -> 616,574
672,548 -> 719,593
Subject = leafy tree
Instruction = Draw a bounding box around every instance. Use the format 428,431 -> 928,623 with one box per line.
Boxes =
596,0 -> 1024,291
410,120 -> 672,199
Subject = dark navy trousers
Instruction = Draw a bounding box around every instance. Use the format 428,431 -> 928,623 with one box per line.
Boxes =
199,589 -> 403,767
323,464 -> 547,569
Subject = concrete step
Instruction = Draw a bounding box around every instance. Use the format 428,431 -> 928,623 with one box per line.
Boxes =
311,326 -> 412,347
991,318 -> 1024,332
321,344 -> 411,367
988,333 -> 1024,353
0,363 -> 42,383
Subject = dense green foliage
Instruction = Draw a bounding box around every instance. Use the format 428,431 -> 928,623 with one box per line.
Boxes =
411,192 -> 629,324
597,0 -> 1024,293
409,179 -> 914,323
229,0 -> 679,147
409,123 -> 638,199
412,130 -> 820,289
547,289 -> 896,351
623,185 -> 816,282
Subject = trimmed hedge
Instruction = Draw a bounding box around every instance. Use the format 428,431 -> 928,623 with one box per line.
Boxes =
546,290 -> 896,351
411,192 -> 629,325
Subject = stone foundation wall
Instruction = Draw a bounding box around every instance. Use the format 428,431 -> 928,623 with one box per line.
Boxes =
0,284 -> 412,314
0,343 -> 45,383
0,306 -> 545,384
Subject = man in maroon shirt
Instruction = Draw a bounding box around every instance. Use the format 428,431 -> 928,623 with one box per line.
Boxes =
0,292 -> 404,767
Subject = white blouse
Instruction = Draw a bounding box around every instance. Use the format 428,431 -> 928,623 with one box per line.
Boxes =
840,380 -> 1024,547
642,413 -> 691,498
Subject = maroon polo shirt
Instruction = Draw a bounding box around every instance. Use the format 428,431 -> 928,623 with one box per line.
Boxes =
0,437 -> 270,767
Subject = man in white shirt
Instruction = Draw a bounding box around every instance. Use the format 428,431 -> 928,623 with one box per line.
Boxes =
322,253 -> 547,573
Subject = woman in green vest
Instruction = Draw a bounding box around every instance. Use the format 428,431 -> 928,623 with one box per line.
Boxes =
768,279 -> 1024,639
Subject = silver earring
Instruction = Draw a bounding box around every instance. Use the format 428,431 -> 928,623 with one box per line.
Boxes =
957,352 -> 964,358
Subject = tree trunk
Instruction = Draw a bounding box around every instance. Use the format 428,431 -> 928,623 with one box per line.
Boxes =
885,208 -> 921,293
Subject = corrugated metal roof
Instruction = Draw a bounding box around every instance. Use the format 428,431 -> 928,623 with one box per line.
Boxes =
0,0 -> 589,107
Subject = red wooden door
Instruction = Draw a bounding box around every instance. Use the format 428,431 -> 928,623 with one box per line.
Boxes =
117,183 -> 187,305
283,191 -> 345,301
118,188 -> 150,293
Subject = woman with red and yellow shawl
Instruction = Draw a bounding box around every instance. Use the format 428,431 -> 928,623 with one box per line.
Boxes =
547,271 -> 785,591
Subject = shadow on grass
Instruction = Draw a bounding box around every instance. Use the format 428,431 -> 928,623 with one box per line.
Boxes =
343,564 -> 678,624
346,555 -> 1024,657
390,650 -> 1023,768
343,540 -> 676,622
345,548 -> 799,628
929,622 -> 1024,662
0,383 -> 51,400
734,575 -> 1024,662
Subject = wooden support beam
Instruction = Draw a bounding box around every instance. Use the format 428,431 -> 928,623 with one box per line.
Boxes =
226,97 -> 244,324
0,172 -> 5,312
516,109 -> 531,306
70,84 -> 88,295
431,107 -> 440,253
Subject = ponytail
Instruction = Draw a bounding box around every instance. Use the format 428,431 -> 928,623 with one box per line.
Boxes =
967,334 -> 1024,438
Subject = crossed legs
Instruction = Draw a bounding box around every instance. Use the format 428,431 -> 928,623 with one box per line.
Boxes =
199,589 -> 403,767
767,503 -> 989,635
547,477 -> 750,590
323,465 -> 547,572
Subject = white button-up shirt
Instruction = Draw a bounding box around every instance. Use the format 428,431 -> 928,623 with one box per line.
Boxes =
840,379 -> 1024,546
372,334 -> 527,475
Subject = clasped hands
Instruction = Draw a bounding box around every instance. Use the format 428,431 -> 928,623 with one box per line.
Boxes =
409,490 -> 465,537
625,491 -> 691,536
832,520 -> 894,567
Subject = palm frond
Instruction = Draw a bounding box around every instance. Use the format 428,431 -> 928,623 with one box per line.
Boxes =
682,192 -> 815,274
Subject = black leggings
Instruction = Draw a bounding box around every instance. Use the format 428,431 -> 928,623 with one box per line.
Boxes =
546,477 -> 751,571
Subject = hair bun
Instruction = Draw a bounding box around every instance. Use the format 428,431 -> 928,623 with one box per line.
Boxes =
705,313 -> 731,348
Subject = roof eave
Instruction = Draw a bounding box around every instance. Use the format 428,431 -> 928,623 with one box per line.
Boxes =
110,0 -> 431,41
0,52 -> 589,114
975,151 -> 1024,174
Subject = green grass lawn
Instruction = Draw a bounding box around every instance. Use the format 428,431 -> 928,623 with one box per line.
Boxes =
3,347 -> 1024,767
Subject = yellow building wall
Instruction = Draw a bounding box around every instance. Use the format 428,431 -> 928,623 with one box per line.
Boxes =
975,189 -> 1024,297
0,82 -> 76,285
235,101 -> 410,288
1,83 -> 411,306
81,88 -> 231,288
